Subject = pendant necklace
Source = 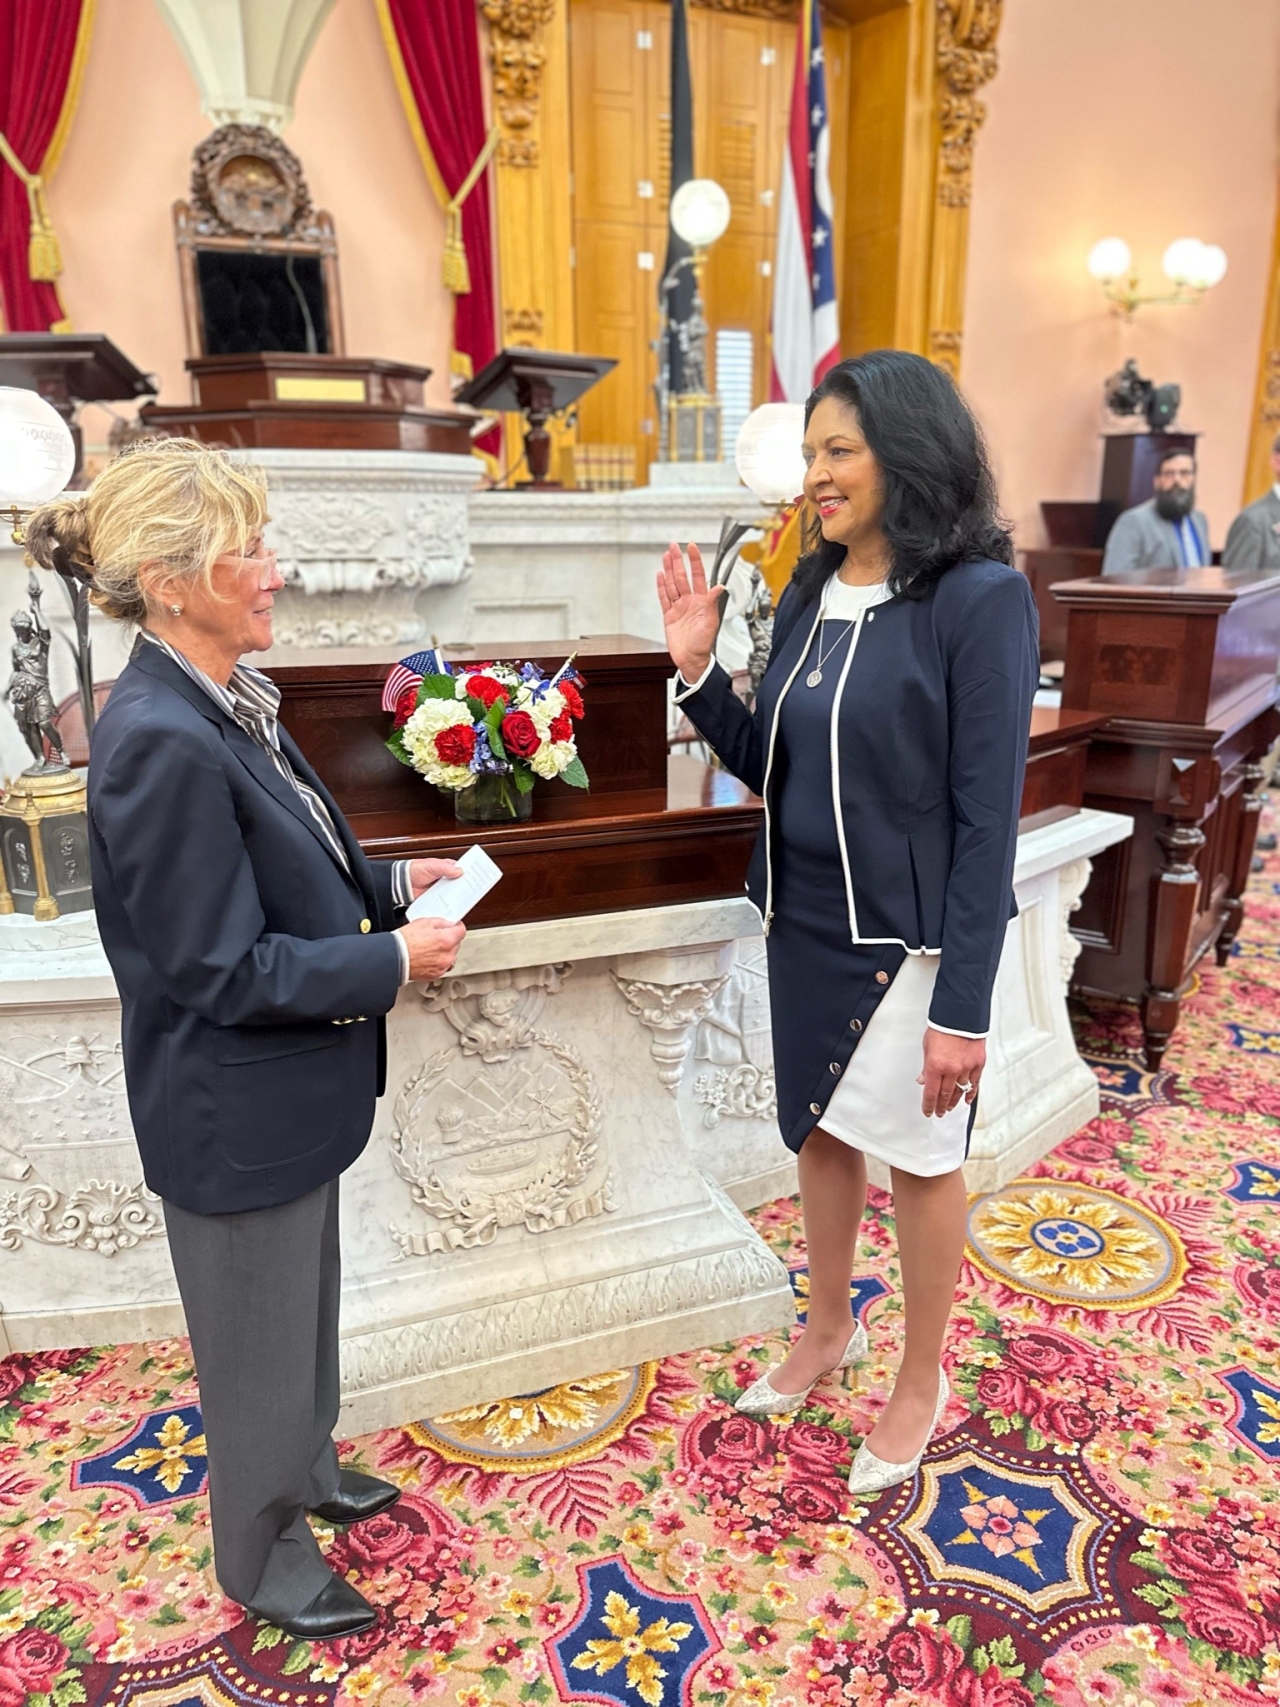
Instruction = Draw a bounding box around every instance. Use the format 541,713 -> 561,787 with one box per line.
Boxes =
806,619 -> 854,689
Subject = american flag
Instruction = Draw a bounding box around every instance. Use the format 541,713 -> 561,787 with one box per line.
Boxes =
380,648 -> 447,713
769,0 -> 839,403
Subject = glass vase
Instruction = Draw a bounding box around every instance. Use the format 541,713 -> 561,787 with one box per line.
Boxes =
454,771 -> 532,824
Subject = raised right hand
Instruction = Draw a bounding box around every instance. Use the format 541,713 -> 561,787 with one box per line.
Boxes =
657,541 -> 728,683
398,916 -> 467,981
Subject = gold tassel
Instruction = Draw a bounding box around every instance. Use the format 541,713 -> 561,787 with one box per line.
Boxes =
442,204 -> 471,296
0,132 -> 64,284
28,185 -> 63,281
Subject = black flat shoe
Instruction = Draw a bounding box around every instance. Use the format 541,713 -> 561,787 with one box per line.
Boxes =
272,1575 -> 377,1641
308,1469 -> 400,1525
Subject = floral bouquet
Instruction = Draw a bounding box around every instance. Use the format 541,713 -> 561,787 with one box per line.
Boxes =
383,649 -> 587,820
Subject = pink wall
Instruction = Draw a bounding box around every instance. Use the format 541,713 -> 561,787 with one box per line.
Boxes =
46,0 -> 455,453
961,0 -> 1280,552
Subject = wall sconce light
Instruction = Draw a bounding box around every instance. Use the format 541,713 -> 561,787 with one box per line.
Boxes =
1087,236 -> 1227,321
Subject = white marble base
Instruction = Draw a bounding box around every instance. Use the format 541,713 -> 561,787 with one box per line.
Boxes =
0,810 -> 1130,1427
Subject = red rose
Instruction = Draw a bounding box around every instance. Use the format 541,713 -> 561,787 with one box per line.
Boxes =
974,1368 -> 1030,1415
464,675 -> 510,710
0,1630 -> 69,1695
394,685 -> 419,728
500,710 -> 541,758
344,1511 -> 416,1567
704,1413 -> 771,1475
549,711 -> 573,744
1240,1266 -> 1280,1307
1180,1579 -> 1267,1657
883,1628 -> 963,1691
433,724 -> 477,768
1005,1331 -> 1084,1380
786,1421 -> 847,1472
1164,1528 -> 1236,1578
782,1478 -> 844,1523
560,680 -> 585,719
1042,1400 -> 1095,1443
29,1348 -> 83,1373
951,1667 -> 1035,1707
1059,1134 -> 1116,1164
0,1362 -> 27,1406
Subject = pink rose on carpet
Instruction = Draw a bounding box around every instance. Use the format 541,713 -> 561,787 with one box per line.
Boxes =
343,1510 -> 419,1567
1043,1400 -> 1096,1443
781,1478 -> 844,1523
1058,1133 -> 1116,1164
949,1665 -> 1036,1707
1005,1330 -> 1086,1379
1164,1527 -> 1236,1577
0,1363 -> 26,1406
702,1413 -> 771,1476
882,1627 -> 963,1691
29,1347 -> 84,1373
1239,1265 -> 1280,1309
0,1629 -> 70,1698
1179,1579 -> 1267,1657
786,1420 -> 847,1471
974,1368 -> 1031,1414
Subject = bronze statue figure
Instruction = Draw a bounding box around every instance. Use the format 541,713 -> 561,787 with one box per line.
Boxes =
5,574 -> 66,774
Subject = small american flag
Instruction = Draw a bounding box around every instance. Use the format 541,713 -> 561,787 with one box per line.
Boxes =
380,648 -> 447,713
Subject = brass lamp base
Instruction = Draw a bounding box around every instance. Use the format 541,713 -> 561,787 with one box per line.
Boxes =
0,767 -> 93,921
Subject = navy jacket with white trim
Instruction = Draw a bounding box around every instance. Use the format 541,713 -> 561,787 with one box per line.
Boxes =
676,557 -> 1039,1037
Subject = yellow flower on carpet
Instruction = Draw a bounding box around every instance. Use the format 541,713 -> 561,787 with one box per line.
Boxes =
867,1595 -> 905,1623
973,1189 -> 1164,1294
433,1371 -> 629,1449
570,1589 -> 693,1707
1248,1167 -> 1280,1195
310,1658 -> 346,1683
503,1588 -> 535,1616
113,1414 -> 207,1495
1250,1389 -> 1280,1444
762,1580 -> 795,1608
742,1679 -> 775,1706
340,1666 -> 380,1701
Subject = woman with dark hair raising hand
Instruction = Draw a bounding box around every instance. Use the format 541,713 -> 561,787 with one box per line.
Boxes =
658,350 -> 1038,1494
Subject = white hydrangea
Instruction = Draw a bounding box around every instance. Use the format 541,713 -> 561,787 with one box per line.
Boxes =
529,738 -> 576,780
401,698 -> 477,791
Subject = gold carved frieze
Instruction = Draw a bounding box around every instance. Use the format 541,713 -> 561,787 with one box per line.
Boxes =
504,307 -> 545,343
690,0 -> 798,18
934,0 -> 1002,209
481,0 -> 556,168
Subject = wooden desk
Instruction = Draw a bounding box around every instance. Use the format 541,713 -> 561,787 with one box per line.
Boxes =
1020,548 -> 1103,662
269,639 -> 1108,930
1053,567 -> 1280,1066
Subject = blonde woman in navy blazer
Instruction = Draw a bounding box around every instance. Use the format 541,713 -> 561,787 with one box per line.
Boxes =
659,351 -> 1038,1494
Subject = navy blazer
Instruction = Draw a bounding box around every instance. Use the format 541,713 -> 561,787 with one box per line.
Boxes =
88,642 -> 405,1216
679,558 -> 1039,1037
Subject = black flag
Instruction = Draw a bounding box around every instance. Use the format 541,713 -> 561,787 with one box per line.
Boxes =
662,0 -> 695,395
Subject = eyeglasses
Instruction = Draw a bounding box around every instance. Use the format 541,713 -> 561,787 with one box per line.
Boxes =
241,539 -> 277,590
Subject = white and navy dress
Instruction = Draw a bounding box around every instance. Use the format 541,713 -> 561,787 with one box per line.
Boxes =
676,560 -> 1039,1174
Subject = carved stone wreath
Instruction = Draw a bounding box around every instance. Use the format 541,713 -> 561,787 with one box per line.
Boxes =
390,967 -> 612,1255
188,123 -> 322,240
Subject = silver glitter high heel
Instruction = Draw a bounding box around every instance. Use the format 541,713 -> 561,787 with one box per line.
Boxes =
848,1367 -> 949,1495
734,1321 -> 869,1417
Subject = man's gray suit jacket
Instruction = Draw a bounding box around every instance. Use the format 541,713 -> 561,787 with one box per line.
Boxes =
1101,497 -> 1211,574
1222,489 -> 1280,570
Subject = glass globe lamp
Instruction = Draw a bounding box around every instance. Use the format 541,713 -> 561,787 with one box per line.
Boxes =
670,179 -> 731,250
1087,237 -> 1131,282
1162,238 -> 1207,286
735,403 -> 806,507
0,386 -> 77,537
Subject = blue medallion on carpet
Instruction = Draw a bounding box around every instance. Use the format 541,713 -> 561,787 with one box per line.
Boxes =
548,1557 -> 719,1707
72,1405 -> 208,1505
1218,1365 -> 1280,1460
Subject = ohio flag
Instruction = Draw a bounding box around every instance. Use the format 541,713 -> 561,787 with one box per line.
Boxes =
769,0 -> 840,402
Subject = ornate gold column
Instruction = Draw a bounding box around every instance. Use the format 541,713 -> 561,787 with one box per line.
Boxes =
924,0 -> 1003,378
481,0 -> 576,473
1242,187 -> 1280,503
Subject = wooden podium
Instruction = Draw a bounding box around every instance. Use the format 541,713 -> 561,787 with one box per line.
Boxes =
140,353 -> 473,454
1054,566 -> 1280,1067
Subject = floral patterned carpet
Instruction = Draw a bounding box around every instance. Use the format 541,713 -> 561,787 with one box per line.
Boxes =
3,808 -> 1280,1707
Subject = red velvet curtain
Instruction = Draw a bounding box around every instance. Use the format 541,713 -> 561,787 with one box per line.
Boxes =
0,0 -> 89,332
383,0 -> 497,383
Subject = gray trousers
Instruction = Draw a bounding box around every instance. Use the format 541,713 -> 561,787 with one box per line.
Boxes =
162,1178 -> 343,1620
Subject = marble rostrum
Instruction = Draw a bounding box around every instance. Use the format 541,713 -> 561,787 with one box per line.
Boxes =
0,807 -> 1129,1431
